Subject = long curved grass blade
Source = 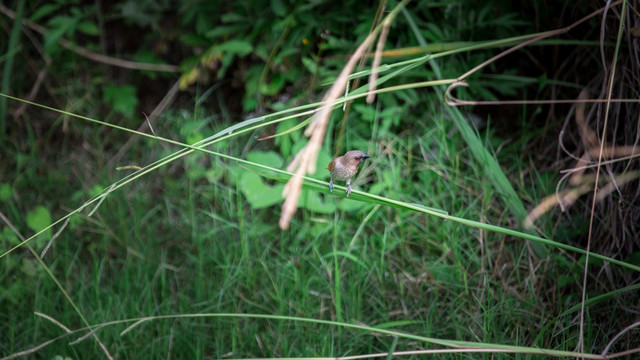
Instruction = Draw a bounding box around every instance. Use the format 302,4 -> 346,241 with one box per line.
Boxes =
560,283 -> 640,316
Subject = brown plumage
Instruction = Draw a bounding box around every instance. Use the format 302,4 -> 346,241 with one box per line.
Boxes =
326,150 -> 370,197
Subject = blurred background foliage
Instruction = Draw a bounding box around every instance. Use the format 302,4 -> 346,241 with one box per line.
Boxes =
1,0 -> 640,358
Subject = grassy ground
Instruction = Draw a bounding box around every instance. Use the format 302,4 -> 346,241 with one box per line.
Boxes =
3,96 -> 632,358
2,1 -> 640,359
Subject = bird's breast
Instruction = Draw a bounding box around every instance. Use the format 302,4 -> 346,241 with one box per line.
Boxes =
330,166 -> 357,180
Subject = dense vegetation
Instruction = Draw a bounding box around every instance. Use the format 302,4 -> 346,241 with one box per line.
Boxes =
1,0 -> 639,359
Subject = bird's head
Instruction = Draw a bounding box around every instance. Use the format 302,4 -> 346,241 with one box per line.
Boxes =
342,150 -> 369,169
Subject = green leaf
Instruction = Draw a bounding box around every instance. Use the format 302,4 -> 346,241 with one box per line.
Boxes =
301,57 -> 317,74
557,275 -> 575,289
205,165 -> 224,183
187,133 -> 204,145
185,155 -> 206,181
353,104 -> 376,121
299,189 -> 336,213
0,183 -> 12,201
274,118 -> 303,157
218,53 -> 235,79
537,73 -> 548,89
239,172 -> 283,209
271,0 -> 287,17
103,84 -> 138,118
2,226 -> 19,245
89,185 -> 105,197
179,33 -> 211,47
625,251 -> 640,266
336,194 -> 367,212
259,74 -> 285,95
243,97 -> 257,112
26,206 -> 52,242
204,24 -> 249,40
578,254 -> 604,268
30,4 -> 60,22
246,151 -> 284,168
44,15 -> 78,54
221,13 -> 246,23
217,40 -> 253,56
77,20 -> 99,36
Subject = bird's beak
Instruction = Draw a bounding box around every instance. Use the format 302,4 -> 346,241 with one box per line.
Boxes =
362,153 -> 370,159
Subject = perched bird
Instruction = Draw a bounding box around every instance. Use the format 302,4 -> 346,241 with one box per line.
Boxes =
327,150 -> 370,197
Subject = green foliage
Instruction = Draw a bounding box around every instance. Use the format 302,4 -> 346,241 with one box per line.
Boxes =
240,151 -> 285,209
103,84 -> 138,118
626,251 -> 640,266
42,4 -> 99,55
0,182 -> 12,201
117,0 -> 170,29
2,0 -> 639,358
25,205 -> 52,244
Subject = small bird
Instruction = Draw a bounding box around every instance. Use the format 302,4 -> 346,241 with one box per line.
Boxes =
327,150 -> 370,197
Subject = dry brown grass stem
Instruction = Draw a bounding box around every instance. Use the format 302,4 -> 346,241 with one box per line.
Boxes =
525,86 -> 640,228
524,170 -> 640,228
575,89 -> 599,150
367,19 -> 391,104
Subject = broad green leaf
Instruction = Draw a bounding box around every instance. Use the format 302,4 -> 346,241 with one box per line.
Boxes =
77,20 -> 99,36
103,84 -> 138,118
246,151 -> 283,168
26,206 -> 52,243
336,193 -> 367,212
217,40 -> 253,56
299,189 -> 336,214
239,172 -> 283,209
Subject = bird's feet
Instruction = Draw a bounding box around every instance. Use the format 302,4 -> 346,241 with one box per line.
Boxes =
346,183 -> 352,197
329,179 -> 334,193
